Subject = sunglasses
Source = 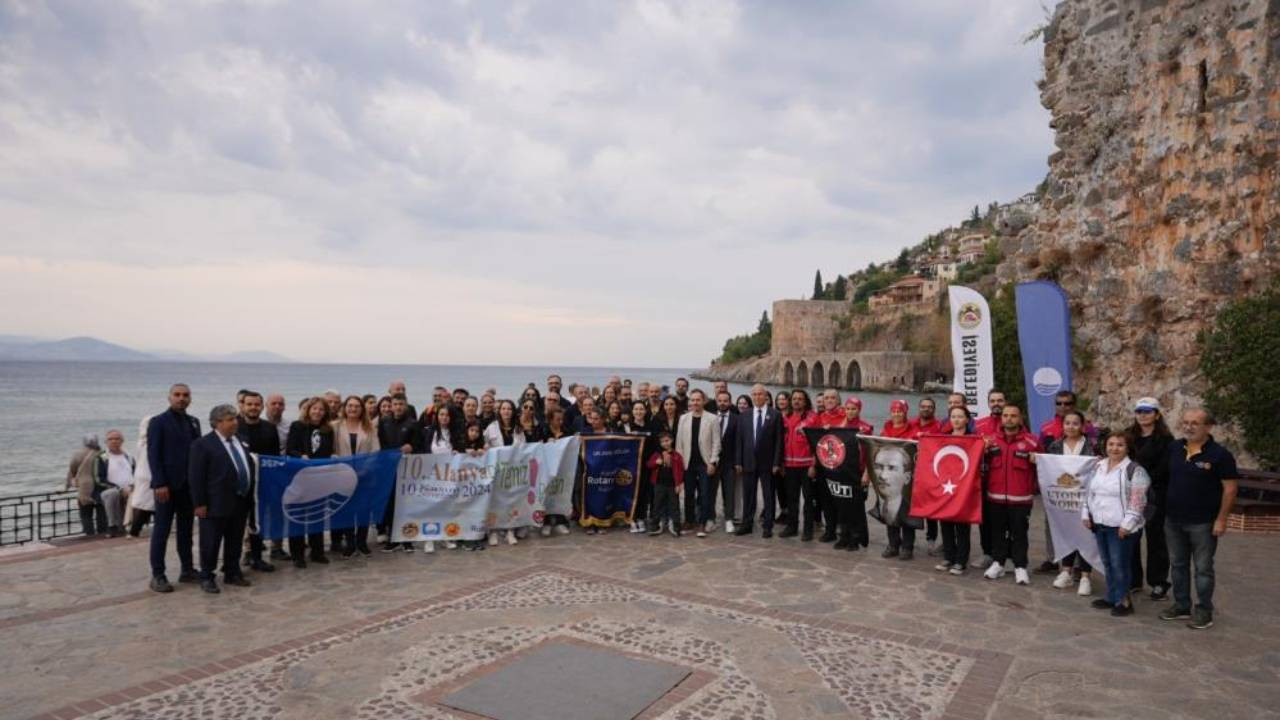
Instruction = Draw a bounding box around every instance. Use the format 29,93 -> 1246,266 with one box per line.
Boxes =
1134,408 -> 1156,414
1054,401 -> 1073,406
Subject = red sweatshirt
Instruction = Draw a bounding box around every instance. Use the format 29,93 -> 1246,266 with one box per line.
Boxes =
646,450 -> 685,488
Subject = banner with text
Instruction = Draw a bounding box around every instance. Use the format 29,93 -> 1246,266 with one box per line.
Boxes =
949,285 -> 994,417
258,451 -> 401,541
390,438 -> 580,542
859,435 -> 922,528
1016,280 -> 1074,433
1036,454 -> 1103,572
579,434 -> 644,527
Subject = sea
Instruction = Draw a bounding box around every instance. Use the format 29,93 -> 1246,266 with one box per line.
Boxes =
0,361 -> 925,496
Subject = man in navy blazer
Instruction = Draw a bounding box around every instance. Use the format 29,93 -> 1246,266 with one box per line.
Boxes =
734,384 -> 785,538
147,383 -> 202,593
189,404 -> 256,594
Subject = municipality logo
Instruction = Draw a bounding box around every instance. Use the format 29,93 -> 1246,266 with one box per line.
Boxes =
956,302 -> 982,330
1032,366 -> 1063,396
281,463 -> 358,524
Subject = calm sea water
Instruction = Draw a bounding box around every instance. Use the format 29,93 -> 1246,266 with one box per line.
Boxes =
0,361 -> 924,495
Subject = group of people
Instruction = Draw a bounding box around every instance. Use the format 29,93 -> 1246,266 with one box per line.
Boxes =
77,373 -> 1238,631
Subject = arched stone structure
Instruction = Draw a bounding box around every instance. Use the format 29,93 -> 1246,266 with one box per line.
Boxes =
846,361 -> 862,390
783,361 -> 794,386
797,360 -> 809,387
771,352 -> 919,391
829,360 -> 842,388
812,361 -> 825,388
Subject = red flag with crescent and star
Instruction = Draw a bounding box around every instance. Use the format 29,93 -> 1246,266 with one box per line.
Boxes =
910,434 -> 985,523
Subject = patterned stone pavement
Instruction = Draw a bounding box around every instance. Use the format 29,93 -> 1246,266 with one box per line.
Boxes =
2,506 -> 1278,720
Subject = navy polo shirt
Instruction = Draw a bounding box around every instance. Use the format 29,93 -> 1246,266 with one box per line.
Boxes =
1166,437 -> 1238,524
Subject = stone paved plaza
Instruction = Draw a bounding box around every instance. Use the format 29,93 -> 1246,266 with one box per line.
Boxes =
3,508 -> 1278,720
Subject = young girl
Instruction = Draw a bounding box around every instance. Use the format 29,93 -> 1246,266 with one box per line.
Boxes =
645,432 -> 684,537
936,405 -> 975,576
460,421 -> 487,551
539,408 -> 573,537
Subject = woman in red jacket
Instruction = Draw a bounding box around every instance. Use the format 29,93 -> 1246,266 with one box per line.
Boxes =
781,389 -> 817,539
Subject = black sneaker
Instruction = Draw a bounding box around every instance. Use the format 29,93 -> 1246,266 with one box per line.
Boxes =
818,531 -> 837,543
1159,606 -> 1192,621
200,578 -> 221,594
269,547 -> 290,561
310,553 -> 331,564
1149,584 -> 1170,601
178,569 -> 200,584
341,548 -> 355,558
899,548 -> 914,561
881,546 -> 899,559
381,542 -> 399,553
1034,560 -> 1058,574
292,557 -> 307,569
1091,598 -> 1113,610
357,544 -> 372,557
1187,608 -> 1214,630
149,575 -> 174,593
1110,603 -> 1134,617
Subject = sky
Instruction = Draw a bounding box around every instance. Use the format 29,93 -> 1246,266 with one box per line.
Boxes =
0,0 -> 1056,367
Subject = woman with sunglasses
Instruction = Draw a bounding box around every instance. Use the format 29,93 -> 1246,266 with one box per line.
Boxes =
1125,397 -> 1173,599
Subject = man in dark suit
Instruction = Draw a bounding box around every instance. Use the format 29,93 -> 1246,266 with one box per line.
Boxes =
734,383 -> 784,538
189,404 -> 256,594
147,383 -> 202,593
711,389 -> 740,533
236,390 -> 279,573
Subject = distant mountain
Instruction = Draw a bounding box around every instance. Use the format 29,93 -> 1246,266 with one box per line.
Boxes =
0,336 -> 292,363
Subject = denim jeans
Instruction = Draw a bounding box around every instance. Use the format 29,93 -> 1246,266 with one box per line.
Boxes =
1166,519 -> 1218,612
1093,525 -> 1138,605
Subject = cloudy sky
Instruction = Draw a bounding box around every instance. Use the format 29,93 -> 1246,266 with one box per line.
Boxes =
0,0 -> 1055,367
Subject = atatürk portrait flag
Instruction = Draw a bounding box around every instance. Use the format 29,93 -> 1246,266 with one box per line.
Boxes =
803,427 -> 863,500
910,435 -> 985,524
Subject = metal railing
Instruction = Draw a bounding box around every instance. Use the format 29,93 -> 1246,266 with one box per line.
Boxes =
0,490 -> 83,546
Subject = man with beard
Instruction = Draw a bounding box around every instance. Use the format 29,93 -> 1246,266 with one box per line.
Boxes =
235,391 -> 278,573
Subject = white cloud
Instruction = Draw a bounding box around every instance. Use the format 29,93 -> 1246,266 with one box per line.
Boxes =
0,0 -> 1055,366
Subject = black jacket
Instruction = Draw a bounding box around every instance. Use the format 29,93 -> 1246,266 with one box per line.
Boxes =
147,408 -> 202,491
188,431 -> 256,518
713,410 -> 739,474
379,413 -> 424,453
286,421 -> 335,459
236,417 -> 281,456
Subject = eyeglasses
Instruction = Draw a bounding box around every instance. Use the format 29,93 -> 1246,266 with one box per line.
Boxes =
1054,401 -> 1073,406
522,405 -> 534,410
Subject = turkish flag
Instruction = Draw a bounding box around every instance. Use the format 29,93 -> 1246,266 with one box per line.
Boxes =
910,435 -> 985,523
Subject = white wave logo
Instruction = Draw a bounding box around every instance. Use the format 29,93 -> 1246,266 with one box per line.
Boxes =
1032,366 -> 1063,396
282,464 -> 359,524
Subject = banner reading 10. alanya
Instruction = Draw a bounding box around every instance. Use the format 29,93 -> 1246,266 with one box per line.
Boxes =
391,437 -> 580,542
948,285 -> 994,418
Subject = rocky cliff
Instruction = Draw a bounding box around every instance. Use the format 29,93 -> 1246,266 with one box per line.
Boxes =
999,0 -> 1279,441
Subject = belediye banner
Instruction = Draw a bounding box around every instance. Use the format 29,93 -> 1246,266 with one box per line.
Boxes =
948,285 -> 994,417
392,437 -> 580,541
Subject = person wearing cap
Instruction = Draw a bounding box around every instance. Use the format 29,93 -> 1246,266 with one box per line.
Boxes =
840,397 -> 873,549
1125,396 -> 1174,600
1159,408 -> 1238,630
879,400 -> 917,560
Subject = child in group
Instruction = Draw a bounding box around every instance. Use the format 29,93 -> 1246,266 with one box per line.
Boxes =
461,422 -> 486,550
645,431 -> 684,537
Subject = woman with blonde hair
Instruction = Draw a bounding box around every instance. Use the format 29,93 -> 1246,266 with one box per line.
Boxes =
333,395 -> 380,557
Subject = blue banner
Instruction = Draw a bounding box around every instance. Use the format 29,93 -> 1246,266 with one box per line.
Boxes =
579,434 -> 644,527
257,451 -> 400,541
1015,280 -> 1073,433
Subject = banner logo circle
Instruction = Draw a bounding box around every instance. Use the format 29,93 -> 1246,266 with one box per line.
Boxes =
1032,366 -> 1064,396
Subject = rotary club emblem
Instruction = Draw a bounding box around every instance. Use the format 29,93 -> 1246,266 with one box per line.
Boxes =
615,470 -> 634,487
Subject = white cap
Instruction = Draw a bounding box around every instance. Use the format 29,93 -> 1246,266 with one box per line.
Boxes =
1133,397 -> 1160,412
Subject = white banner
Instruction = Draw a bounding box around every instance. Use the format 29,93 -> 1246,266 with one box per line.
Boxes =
391,437 -> 579,542
1036,454 -> 1104,573
949,285 -> 994,417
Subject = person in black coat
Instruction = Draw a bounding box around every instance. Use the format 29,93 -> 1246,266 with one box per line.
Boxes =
146,383 -> 202,593
376,393 -> 424,551
189,404 -> 257,594
711,389 -> 740,532
1126,398 -> 1175,599
235,391 -> 279,572
285,398 -> 336,566
734,384 -> 785,538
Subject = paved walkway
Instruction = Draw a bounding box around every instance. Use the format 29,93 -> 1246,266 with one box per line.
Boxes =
2,509 -> 1278,720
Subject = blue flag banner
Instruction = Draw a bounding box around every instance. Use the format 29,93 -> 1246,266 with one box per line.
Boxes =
1015,280 -> 1074,433
257,451 -> 400,541
579,434 -> 644,528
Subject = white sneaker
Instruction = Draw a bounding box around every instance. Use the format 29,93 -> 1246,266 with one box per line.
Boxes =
1077,574 -> 1093,596
540,525 -> 552,538
984,561 -> 1005,580
704,520 -> 716,534
934,561 -> 951,572
696,528 -> 707,538
555,524 -> 570,536
488,532 -> 498,547
376,533 -> 388,544
667,521 -> 678,538
423,541 -> 435,554
636,520 -> 646,533
725,520 -> 735,534
506,529 -> 518,546
1052,570 -> 1073,589
629,521 -> 642,534
444,540 -> 457,549
1014,568 -> 1030,585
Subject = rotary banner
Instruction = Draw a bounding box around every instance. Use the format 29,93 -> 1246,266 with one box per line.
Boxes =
1035,453 -> 1104,572
909,435 -> 985,524
391,437 -> 580,542
579,434 -> 644,527
859,435 -> 922,529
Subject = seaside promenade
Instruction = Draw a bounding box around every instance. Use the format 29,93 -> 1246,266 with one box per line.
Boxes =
2,512 -> 1277,720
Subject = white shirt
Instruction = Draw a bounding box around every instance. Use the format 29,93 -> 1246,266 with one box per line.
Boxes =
1083,457 -> 1148,533
431,429 -> 453,455
1060,437 -> 1087,456
106,452 -> 133,488
217,431 -> 250,477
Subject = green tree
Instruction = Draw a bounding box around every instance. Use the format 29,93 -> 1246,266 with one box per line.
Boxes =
756,310 -> 772,336
717,309 -> 774,364
813,270 -> 824,300
894,248 -> 910,273
831,275 -> 848,301
1200,280 -> 1280,467
970,205 -> 981,223
988,284 -> 1027,413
